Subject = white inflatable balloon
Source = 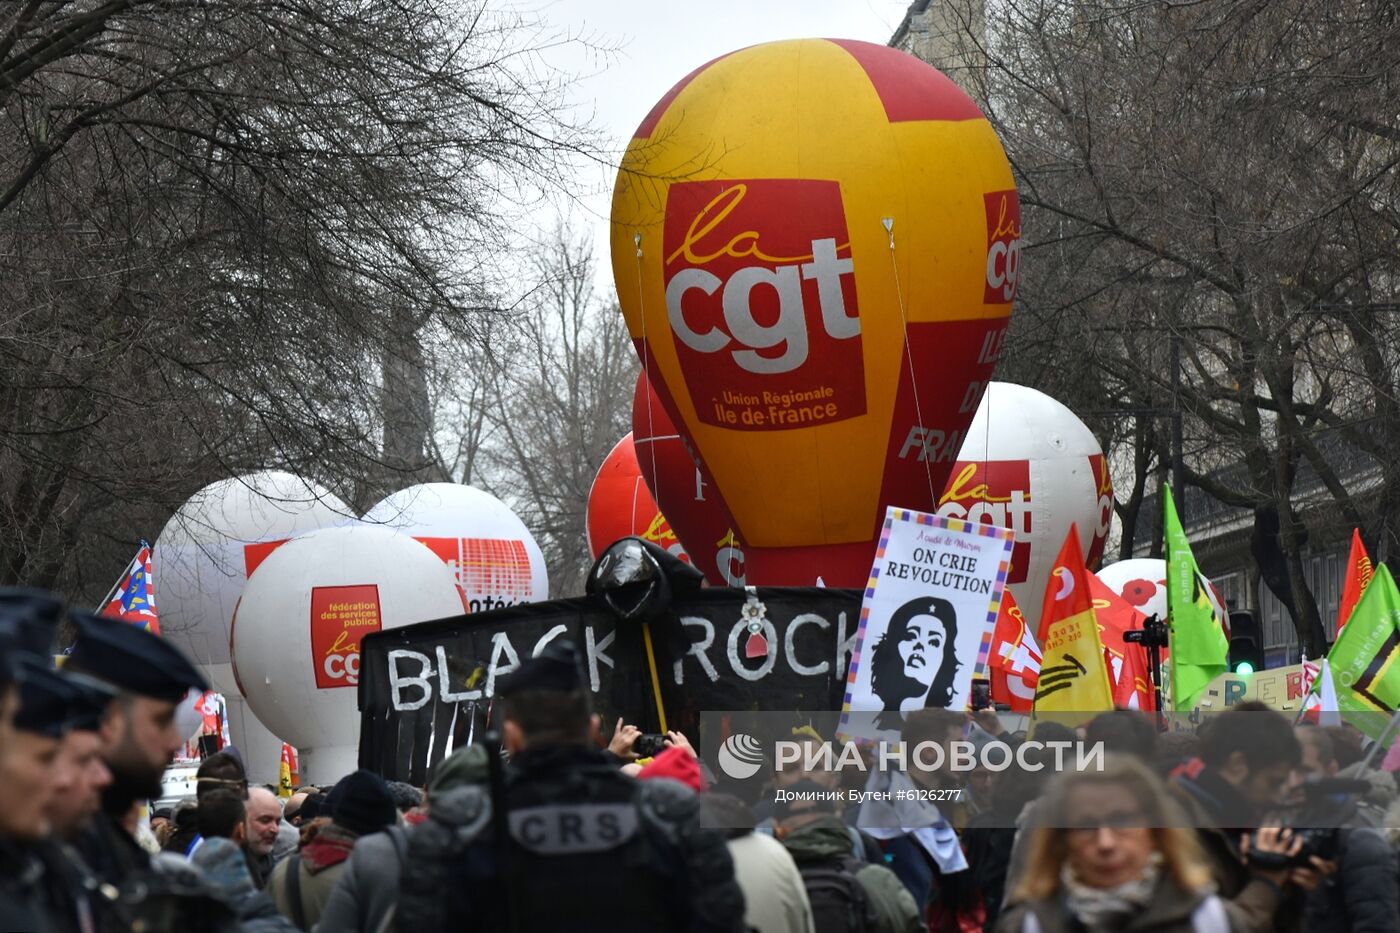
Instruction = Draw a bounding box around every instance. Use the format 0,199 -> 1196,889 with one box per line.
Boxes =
362,483 -> 548,610
1096,559 -> 1171,622
153,472 -> 350,780
939,382 -> 1113,632
230,525 -> 464,781
1097,557 -> 1229,634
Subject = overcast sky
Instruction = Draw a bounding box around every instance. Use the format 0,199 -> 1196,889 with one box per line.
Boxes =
522,0 -> 915,297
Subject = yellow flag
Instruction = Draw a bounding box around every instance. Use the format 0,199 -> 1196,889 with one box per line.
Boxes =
278,743 -> 295,799
1033,524 -> 1115,724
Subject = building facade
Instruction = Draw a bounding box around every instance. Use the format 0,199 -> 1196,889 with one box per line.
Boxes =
888,0 -> 988,94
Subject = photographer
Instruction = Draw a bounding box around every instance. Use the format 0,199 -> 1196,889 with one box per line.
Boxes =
607,716 -> 704,769
1291,726 -> 1398,933
1170,704 -> 1314,932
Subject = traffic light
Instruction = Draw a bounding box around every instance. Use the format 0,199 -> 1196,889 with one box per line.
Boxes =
1228,610 -> 1265,674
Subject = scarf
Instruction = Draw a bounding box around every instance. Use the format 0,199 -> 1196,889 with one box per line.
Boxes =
1060,854 -> 1160,931
299,822 -> 360,873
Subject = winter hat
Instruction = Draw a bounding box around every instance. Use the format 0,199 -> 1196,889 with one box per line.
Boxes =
637,746 -> 705,793
699,793 -> 758,840
386,781 -> 423,812
327,770 -> 397,837
297,793 -> 327,822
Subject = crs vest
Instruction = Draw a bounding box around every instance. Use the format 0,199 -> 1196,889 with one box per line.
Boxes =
397,757 -> 693,933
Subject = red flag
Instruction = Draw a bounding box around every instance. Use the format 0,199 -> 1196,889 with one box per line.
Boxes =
990,589 -> 1041,675
991,664 -> 1038,712
988,590 -> 1041,712
99,544 -> 160,634
1111,639 -> 1157,711
1089,573 -> 1157,709
1337,529 -> 1374,633
1089,574 -> 1147,652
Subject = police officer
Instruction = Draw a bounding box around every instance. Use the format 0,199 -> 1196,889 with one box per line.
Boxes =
395,641 -> 747,933
45,672 -> 116,839
63,610 -> 301,933
0,657 -> 76,931
63,610 -> 211,889
0,588 -> 71,928
36,670 -> 120,933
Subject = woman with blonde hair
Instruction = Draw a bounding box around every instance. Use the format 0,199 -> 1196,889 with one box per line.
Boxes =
996,755 -> 1245,933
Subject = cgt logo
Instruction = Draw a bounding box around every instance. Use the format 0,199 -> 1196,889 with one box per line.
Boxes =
937,461 -> 1033,584
984,190 -> 1021,304
310,584 -> 383,689
663,179 -> 866,430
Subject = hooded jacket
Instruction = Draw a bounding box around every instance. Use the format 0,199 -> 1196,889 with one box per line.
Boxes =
702,794 -> 813,933
314,744 -> 491,933
781,817 -> 924,933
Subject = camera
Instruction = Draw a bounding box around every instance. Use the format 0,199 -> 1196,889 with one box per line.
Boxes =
632,733 -> 669,758
1247,777 -> 1366,869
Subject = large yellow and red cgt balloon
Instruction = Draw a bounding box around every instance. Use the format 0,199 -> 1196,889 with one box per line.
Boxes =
611,39 -> 1019,586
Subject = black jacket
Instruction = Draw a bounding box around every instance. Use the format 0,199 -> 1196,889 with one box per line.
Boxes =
0,838 -> 58,933
395,743 -> 747,933
1304,827 -> 1400,933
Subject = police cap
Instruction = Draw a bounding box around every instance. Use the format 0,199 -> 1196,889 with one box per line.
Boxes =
496,640 -> 584,697
13,657 -> 75,739
0,587 -> 64,657
61,670 -> 118,732
67,610 -> 208,702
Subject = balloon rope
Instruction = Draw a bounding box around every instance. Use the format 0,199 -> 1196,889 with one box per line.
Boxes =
884,218 -> 939,508
634,231 -> 663,502
643,620 -> 670,734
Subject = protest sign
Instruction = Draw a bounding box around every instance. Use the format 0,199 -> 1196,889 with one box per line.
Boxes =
839,508 -> 1013,742
358,587 -> 862,783
1163,664 -> 1309,727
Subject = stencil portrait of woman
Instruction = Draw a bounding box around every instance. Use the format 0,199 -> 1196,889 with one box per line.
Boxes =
869,596 -> 961,717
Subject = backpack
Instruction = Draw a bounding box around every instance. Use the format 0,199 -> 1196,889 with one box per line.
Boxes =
798,855 -> 879,933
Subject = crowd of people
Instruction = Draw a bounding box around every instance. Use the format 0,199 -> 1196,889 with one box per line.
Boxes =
2,587 -> 1400,932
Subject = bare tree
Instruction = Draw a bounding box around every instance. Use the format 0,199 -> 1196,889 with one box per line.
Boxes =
972,0 -> 1400,654
0,1 -> 599,596
482,226 -> 638,596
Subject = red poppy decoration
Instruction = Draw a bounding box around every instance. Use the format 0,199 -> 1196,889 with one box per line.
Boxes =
1122,579 -> 1156,607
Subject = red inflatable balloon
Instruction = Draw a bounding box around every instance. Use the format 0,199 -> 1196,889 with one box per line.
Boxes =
633,375 -> 746,586
585,433 -> 691,564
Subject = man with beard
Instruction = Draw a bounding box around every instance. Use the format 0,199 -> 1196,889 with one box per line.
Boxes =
63,610 -> 210,888
243,787 -> 283,886
63,613 -> 303,933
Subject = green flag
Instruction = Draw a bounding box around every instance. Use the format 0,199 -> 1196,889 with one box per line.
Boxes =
1165,486 -> 1228,710
1327,563 -> 1400,740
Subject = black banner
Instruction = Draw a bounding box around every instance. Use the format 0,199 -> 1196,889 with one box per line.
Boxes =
358,587 -> 862,783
